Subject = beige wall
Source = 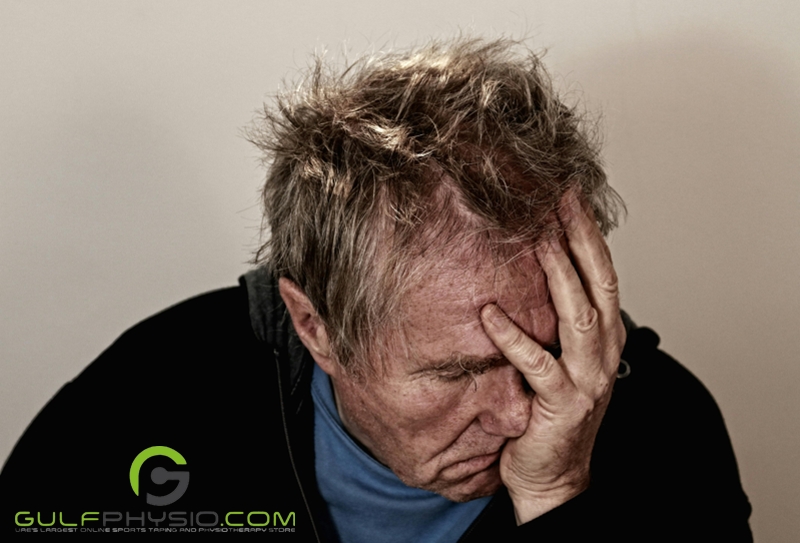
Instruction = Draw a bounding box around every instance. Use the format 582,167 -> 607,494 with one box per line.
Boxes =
2,1 -> 798,540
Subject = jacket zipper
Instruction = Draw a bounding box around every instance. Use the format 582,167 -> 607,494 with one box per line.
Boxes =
275,348 -> 322,543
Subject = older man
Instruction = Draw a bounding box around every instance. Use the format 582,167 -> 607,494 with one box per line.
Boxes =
1,38 -> 751,541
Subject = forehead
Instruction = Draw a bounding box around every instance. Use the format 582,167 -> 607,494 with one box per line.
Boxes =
398,249 -> 556,367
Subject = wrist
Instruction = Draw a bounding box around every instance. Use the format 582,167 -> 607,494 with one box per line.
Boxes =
508,478 -> 590,525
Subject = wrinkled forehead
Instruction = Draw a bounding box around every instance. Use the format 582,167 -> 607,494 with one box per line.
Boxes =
410,249 -> 549,315
396,246 -> 554,363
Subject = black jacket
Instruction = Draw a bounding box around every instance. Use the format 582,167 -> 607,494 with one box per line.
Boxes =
0,270 -> 753,541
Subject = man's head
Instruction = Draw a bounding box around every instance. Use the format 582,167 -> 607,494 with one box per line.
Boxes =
249,37 -> 623,501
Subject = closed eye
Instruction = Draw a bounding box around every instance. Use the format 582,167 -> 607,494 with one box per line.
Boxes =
436,363 -> 492,382
424,353 -> 506,383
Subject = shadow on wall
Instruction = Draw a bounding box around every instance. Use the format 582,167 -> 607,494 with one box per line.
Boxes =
573,31 -> 800,542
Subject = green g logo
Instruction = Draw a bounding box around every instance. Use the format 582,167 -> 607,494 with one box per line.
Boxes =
130,446 -> 189,506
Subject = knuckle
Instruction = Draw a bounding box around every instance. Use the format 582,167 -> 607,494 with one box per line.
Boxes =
593,374 -> 612,400
525,348 -> 552,376
602,321 -> 626,357
597,269 -> 619,297
573,307 -> 599,334
571,393 -> 595,420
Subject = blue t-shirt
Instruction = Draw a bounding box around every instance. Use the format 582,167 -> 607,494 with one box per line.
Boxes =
312,364 -> 491,543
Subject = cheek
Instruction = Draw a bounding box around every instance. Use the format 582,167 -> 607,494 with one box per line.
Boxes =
386,380 -> 472,435
341,378 -> 479,469
339,377 -> 465,433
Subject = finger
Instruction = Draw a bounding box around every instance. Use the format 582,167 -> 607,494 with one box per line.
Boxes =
481,303 -> 575,409
558,190 -> 620,321
558,190 -> 625,360
535,237 -> 603,379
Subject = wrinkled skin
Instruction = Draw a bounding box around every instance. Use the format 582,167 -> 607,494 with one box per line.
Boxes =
484,191 -> 626,522
330,247 -> 557,502
282,189 -> 625,522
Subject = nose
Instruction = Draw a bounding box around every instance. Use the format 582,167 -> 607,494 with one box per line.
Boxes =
476,363 -> 531,438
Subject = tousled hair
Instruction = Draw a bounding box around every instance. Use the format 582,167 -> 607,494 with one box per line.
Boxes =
247,37 -> 624,375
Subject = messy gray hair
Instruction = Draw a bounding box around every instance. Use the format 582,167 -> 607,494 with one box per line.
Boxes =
247,36 -> 624,374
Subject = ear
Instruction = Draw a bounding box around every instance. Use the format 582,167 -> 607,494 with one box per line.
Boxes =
278,277 -> 338,376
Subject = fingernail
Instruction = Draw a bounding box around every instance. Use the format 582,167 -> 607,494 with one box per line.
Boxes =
548,236 -> 562,253
481,304 -> 505,329
559,188 -> 582,223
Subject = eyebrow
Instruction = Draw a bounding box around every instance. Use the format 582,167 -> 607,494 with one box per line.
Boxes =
416,340 -> 562,376
417,352 -> 507,375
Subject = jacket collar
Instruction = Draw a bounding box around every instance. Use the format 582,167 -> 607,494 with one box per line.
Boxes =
242,266 -> 314,415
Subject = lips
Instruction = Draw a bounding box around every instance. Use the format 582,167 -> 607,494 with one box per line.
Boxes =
441,449 -> 502,482
464,451 -> 501,471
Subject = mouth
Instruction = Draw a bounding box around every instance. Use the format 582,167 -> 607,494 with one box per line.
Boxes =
440,450 -> 502,482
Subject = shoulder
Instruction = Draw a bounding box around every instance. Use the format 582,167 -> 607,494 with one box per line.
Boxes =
589,322 -> 753,539
80,283 -> 255,377
608,324 -> 724,437
57,283 -> 274,411
54,280 -> 279,420
596,323 -> 730,461
0,282 -> 286,513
